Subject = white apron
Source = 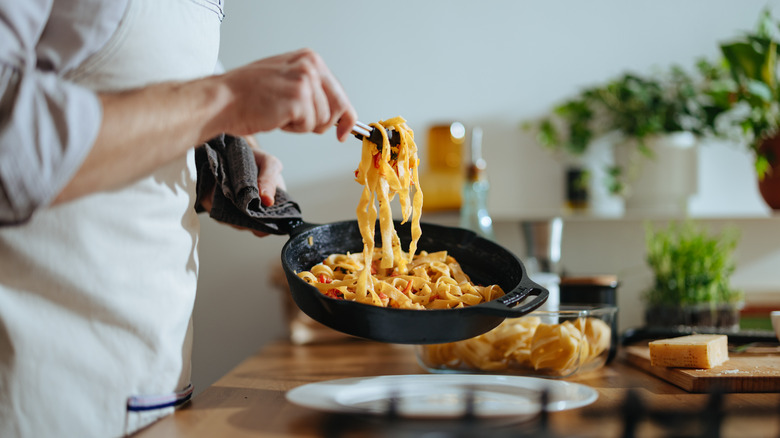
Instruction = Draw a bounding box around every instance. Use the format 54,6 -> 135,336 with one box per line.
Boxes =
0,0 -> 222,436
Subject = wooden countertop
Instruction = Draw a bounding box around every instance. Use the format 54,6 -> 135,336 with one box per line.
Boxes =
133,340 -> 780,438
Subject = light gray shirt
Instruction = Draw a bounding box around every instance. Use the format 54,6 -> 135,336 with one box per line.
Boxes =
0,0 -> 129,224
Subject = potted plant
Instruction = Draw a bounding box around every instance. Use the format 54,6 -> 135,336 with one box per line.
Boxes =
527,65 -> 718,215
643,221 -> 743,332
704,8 -> 780,209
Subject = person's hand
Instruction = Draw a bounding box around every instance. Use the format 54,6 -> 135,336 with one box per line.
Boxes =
198,136 -> 285,238
247,136 -> 285,209
214,48 -> 357,142
241,143 -> 285,238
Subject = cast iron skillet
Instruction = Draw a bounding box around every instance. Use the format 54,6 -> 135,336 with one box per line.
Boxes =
279,219 -> 548,344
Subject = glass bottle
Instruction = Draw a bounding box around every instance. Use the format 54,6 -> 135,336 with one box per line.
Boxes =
459,127 -> 495,240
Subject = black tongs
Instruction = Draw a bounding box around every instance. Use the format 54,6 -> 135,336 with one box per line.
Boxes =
350,121 -> 401,146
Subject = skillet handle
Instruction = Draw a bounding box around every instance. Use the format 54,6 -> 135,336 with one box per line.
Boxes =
276,218 -> 322,237
476,281 -> 549,317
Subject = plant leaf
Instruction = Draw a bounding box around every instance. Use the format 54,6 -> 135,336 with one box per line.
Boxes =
721,41 -> 766,83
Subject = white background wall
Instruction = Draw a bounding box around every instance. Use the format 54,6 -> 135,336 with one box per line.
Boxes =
192,0 -> 780,394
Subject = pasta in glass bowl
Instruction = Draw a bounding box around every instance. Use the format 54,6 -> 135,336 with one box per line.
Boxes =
415,305 -> 617,378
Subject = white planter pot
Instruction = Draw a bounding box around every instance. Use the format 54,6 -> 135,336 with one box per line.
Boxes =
613,132 -> 698,216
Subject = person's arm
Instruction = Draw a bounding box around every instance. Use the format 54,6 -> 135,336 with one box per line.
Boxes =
0,0 -> 107,225
55,48 -> 356,204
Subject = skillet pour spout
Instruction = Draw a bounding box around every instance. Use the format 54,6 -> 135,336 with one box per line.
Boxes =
280,220 -> 548,344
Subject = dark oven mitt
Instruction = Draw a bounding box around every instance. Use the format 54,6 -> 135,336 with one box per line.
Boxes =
195,134 -> 302,235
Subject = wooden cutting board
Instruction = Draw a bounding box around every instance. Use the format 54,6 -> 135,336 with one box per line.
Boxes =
624,345 -> 780,393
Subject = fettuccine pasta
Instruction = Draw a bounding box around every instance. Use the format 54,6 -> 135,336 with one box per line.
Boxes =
298,117 -> 504,309
298,249 -> 505,309
418,316 -> 612,376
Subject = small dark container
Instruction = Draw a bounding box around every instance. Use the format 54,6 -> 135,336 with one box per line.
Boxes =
565,166 -> 590,211
559,275 -> 619,363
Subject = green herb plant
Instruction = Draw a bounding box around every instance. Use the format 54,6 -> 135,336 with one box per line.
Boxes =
643,221 -> 742,308
528,66 -> 717,195
704,8 -> 780,179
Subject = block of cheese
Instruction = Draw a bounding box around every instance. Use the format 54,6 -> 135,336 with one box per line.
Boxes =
648,334 -> 728,369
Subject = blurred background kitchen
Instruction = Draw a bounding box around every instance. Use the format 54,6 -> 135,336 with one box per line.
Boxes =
192,0 -> 780,393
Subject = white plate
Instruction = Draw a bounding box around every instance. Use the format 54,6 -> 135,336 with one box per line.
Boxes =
286,374 -> 598,419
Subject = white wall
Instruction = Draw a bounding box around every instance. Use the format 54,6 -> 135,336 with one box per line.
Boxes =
191,0 -> 780,394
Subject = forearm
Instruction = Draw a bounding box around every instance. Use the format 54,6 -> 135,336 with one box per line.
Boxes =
54,76 -> 230,204
54,48 -> 356,205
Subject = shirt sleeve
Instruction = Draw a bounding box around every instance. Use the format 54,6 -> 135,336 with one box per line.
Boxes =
0,1 -> 102,226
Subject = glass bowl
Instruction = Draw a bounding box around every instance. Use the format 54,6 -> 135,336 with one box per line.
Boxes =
416,305 -> 618,378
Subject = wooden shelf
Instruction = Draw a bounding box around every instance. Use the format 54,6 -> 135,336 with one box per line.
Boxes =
422,208 -> 779,225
